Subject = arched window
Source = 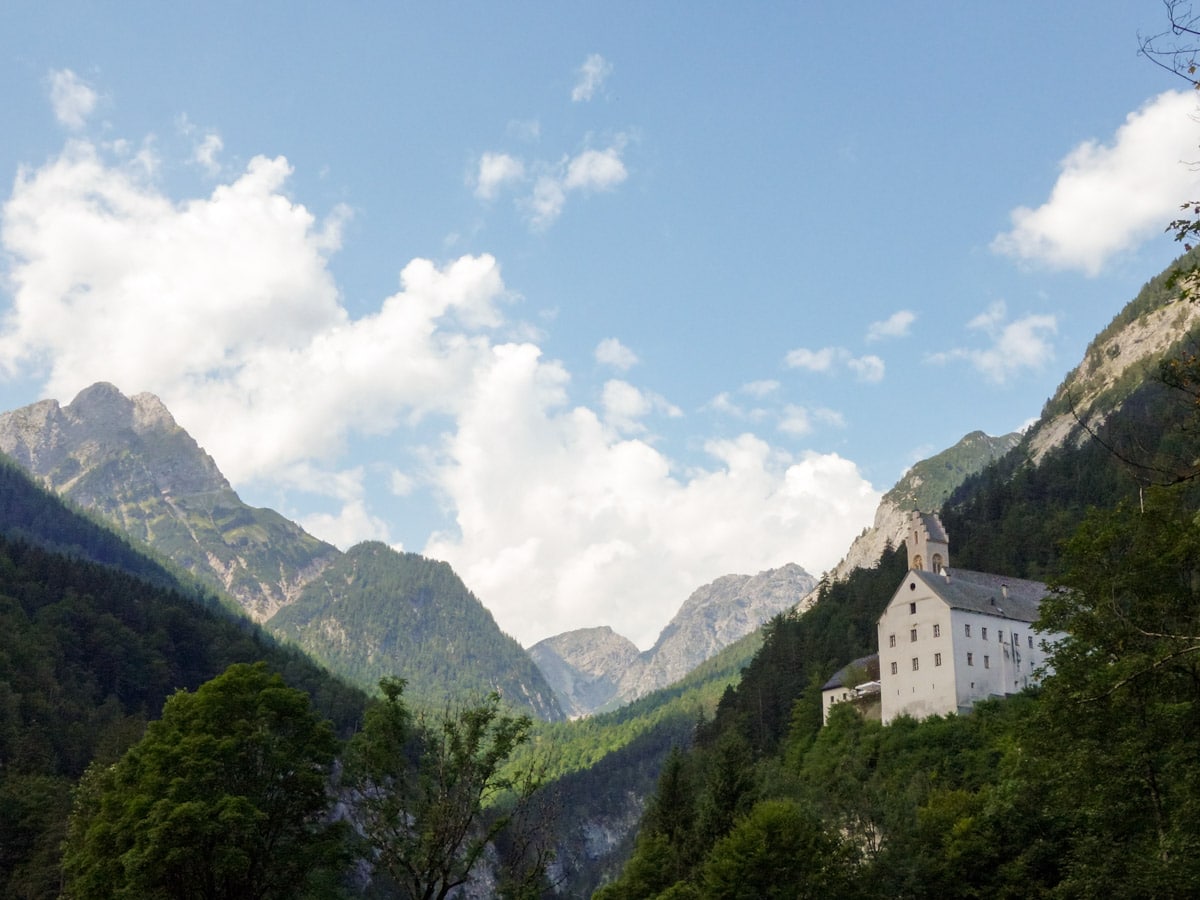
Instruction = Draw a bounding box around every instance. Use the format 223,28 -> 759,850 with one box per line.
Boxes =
912,554 -> 924,571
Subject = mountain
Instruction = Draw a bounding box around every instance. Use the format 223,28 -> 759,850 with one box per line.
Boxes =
531,563 -> 815,717
269,541 -> 562,717
0,383 -> 563,721
528,627 -> 641,719
0,382 -> 338,622
0,455 -> 367,898
800,429 -> 1021,600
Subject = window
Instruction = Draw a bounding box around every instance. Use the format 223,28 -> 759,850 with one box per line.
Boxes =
964,623 -> 971,637
1028,635 -> 1034,649
909,602 -> 917,614
1013,631 -> 1020,645
912,657 -> 919,671
967,652 -> 974,666
890,661 -> 898,675
998,629 -> 1004,642
910,628 -> 918,642
984,655 -> 990,669
934,652 -> 943,666
982,627 -> 988,641
889,633 -> 896,648
933,623 -> 941,638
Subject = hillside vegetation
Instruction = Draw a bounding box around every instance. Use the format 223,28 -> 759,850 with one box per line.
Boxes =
597,295 -> 1200,897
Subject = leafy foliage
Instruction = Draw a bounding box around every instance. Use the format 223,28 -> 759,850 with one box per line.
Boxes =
61,662 -> 347,900
344,679 -> 545,900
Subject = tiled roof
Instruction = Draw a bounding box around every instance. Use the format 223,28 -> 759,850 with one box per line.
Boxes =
910,567 -> 1047,623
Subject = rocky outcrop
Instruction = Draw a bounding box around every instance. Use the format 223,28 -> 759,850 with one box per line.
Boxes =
532,563 -> 815,717
528,627 -> 641,719
795,430 -> 1021,610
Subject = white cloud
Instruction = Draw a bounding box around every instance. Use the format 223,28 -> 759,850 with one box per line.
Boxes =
992,90 -> 1200,275
426,358 -> 880,645
601,379 -> 681,433
48,69 -> 98,130
847,354 -> 885,383
0,133 -> 880,649
474,152 -> 526,200
926,301 -> 1057,384
524,140 -> 629,229
742,379 -> 780,397
785,346 -> 838,372
564,147 -> 627,191
301,499 -> 393,550
779,404 -> 845,436
571,53 -> 612,102
866,309 -> 915,342
786,346 -> 885,382
194,133 -> 224,176
595,337 -> 638,370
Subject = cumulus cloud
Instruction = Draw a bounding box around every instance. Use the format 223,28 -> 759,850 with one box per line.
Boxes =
427,364 -> 879,646
601,379 -> 681,433
571,53 -> 612,102
0,132 -> 880,649
785,346 -> 886,382
992,90 -> 1200,275
525,141 -> 629,229
867,309 -> 916,342
474,152 -> 526,200
48,69 -> 97,130
926,301 -> 1057,384
595,337 -> 638,370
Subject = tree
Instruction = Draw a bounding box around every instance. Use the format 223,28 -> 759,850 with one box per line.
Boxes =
1140,0 -> 1200,88
1030,489 -> 1200,896
698,799 -> 854,900
61,662 -> 346,900
343,679 -> 546,900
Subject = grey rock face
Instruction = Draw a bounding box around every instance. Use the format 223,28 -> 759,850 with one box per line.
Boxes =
532,563 -> 815,717
529,627 -> 641,718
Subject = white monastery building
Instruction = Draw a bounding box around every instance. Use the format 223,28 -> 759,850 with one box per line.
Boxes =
870,512 -> 1064,724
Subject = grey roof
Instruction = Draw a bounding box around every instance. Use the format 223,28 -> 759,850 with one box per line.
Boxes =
822,653 -> 880,691
911,567 -> 1047,623
916,512 -> 948,544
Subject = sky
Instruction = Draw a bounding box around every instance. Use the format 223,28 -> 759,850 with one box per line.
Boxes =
1,2 -> 1198,649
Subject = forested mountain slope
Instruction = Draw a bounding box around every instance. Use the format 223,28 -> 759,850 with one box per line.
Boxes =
0,455 -> 366,898
270,541 -> 563,717
0,383 -> 564,721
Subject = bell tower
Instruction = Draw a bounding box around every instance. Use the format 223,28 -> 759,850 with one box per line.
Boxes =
907,511 -> 949,573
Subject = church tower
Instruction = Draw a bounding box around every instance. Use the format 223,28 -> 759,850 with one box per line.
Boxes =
907,511 -> 949,573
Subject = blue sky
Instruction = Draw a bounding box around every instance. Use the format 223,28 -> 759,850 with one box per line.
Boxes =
1,2 -> 1196,648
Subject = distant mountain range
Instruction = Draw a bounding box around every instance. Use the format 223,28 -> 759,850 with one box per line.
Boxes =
531,564 -> 816,717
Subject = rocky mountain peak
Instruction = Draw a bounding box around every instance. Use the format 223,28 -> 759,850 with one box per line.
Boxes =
531,563 -> 816,717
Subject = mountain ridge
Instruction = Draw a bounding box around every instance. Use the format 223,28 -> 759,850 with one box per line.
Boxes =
0,383 -> 564,720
